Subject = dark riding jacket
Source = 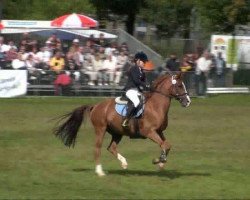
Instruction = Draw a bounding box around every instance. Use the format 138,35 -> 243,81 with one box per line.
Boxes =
124,64 -> 147,92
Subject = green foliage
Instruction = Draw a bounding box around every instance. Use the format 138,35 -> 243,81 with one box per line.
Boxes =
141,0 -> 195,37
2,0 -> 95,20
1,0 -> 249,37
0,95 -> 250,199
195,0 -> 250,33
90,0 -> 146,34
141,0 -> 249,37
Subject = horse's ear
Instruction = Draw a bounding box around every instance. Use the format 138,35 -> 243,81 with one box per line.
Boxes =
176,71 -> 184,80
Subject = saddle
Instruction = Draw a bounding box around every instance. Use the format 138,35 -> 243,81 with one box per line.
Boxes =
115,94 -> 146,139
114,94 -> 145,118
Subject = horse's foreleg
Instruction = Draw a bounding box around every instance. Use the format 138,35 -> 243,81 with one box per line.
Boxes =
107,134 -> 128,169
159,133 -> 171,159
145,131 -> 171,166
94,126 -> 106,176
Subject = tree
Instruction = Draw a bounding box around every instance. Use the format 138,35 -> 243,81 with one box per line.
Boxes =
140,0 -> 195,38
90,0 -> 146,34
2,0 -> 95,20
196,0 -> 250,34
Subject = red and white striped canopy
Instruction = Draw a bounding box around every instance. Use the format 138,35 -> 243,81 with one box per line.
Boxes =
51,13 -> 98,28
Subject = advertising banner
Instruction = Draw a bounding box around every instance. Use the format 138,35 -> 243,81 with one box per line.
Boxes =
211,35 -> 250,69
0,70 -> 27,98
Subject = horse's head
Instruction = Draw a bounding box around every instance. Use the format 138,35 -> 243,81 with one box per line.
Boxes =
169,72 -> 191,107
151,72 -> 191,107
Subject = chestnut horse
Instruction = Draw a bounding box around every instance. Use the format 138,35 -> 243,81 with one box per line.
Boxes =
54,72 -> 191,176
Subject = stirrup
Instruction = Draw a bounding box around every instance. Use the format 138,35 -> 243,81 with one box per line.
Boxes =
122,119 -> 129,127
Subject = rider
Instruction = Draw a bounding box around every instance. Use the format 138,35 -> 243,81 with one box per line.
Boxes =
122,51 -> 149,127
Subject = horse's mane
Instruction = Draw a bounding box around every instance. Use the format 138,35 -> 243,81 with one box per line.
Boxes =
151,74 -> 170,90
144,73 -> 171,99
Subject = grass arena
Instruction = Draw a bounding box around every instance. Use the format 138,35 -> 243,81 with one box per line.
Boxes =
0,95 -> 249,199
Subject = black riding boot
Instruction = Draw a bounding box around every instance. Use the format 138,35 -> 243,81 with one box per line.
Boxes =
122,104 -> 136,127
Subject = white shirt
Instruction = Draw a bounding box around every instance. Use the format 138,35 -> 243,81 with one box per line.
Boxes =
92,59 -> 103,71
196,57 -> 212,75
102,57 -> 117,71
12,59 -> 26,69
0,44 -> 10,52
36,51 -> 46,62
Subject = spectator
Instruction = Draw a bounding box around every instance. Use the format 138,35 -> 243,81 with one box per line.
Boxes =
214,52 -> 226,87
48,33 -> 61,50
73,46 -> 85,70
83,39 -> 93,55
0,36 -> 10,52
43,41 -> 53,67
195,51 -> 212,96
120,42 -> 129,52
92,53 -> 104,85
115,51 -> 128,85
0,36 -> 10,68
25,54 -> 40,81
165,53 -> 180,73
116,51 -> 128,70
180,54 -> 194,90
96,33 -> 107,47
54,71 -> 72,96
49,50 -> 65,74
83,54 -> 96,86
68,38 -> 80,55
102,54 -> 117,85
19,39 -> 28,53
5,47 -> 18,68
11,53 -> 26,70
8,40 -> 17,51
20,32 -> 34,52
35,46 -> 49,71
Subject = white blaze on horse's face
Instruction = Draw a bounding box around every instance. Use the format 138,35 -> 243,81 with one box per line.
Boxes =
182,82 -> 191,107
172,76 -> 191,107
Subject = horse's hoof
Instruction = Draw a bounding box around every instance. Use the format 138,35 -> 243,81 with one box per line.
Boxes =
121,163 -> 128,169
158,162 -> 165,170
96,172 -> 106,177
152,158 -> 160,164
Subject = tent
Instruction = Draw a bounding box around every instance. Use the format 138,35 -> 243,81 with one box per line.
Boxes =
0,20 -> 117,40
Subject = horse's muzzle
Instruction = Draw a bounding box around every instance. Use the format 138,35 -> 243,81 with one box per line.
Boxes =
178,95 -> 191,107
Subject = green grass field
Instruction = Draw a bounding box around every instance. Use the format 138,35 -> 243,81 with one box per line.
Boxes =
0,95 -> 250,199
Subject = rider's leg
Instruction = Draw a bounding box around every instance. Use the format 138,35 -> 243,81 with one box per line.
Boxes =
122,89 -> 140,127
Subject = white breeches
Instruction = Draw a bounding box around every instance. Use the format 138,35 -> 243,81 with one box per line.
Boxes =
125,89 -> 140,107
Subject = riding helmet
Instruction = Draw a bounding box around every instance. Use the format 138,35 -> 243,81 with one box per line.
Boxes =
134,51 -> 148,63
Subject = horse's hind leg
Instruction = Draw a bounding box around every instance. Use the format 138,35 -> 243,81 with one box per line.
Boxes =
94,126 -> 106,176
107,134 -> 128,169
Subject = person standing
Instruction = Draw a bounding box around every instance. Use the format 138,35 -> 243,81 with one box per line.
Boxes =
195,51 -> 212,96
122,51 -> 149,127
214,52 -> 226,87
165,53 -> 180,73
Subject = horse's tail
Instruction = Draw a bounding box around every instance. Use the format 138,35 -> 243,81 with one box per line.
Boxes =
53,105 -> 92,148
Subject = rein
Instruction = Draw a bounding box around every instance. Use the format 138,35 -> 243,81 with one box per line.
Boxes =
150,88 -> 188,100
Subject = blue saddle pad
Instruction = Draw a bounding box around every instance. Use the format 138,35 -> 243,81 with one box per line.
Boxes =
115,104 -> 144,117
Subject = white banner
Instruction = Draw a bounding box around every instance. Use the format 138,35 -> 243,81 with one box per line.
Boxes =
211,35 -> 250,69
0,70 -> 27,98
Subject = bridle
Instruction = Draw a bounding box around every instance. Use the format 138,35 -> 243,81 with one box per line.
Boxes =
150,75 -> 188,100
151,88 -> 188,100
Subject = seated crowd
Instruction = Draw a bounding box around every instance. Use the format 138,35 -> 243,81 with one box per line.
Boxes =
0,33 -> 132,86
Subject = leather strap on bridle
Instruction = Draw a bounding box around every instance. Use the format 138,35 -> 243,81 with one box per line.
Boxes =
152,89 -> 188,100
